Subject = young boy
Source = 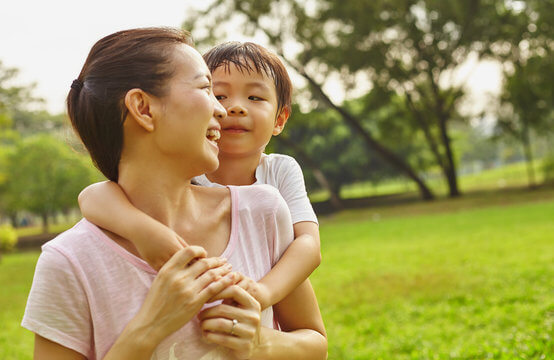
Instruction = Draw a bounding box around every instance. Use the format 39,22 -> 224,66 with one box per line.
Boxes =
78,42 -> 320,310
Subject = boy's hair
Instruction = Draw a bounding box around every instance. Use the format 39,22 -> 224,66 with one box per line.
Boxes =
203,42 -> 292,116
67,27 -> 193,182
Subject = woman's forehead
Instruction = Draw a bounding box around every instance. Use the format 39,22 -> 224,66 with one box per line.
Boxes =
172,44 -> 210,79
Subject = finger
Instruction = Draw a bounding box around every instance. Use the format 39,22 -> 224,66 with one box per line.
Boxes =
207,285 -> 260,311
202,330 -> 248,351
198,304 -> 241,321
235,278 -> 251,292
187,256 -> 229,279
175,234 -> 189,247
160,246 -> 207,273
198,272 -> 237,303
201,318 -> 254,339
195,263 -> 233,290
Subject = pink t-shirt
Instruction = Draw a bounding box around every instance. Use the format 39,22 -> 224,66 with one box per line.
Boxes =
22,185 -> 293,360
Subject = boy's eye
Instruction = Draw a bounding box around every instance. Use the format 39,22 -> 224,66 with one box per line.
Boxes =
215,95 -> 226,101
248,96 -> 264,101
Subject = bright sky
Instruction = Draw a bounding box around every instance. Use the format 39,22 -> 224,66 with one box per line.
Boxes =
0,0 -> 195,113
1,0 -> 502,115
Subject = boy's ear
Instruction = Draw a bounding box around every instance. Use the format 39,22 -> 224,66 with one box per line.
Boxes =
272,107 -> 290,136
124,89 -> 158,132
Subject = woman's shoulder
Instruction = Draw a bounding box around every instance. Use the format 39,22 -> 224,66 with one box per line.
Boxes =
39,219 -> 114,268
231,184 -> 283,209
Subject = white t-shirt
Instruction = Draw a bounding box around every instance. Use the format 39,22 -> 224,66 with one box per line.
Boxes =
194,153 -> 318,225
22,185 -> 293,360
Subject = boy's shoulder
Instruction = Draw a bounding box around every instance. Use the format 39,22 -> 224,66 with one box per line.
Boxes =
260,152 -> 298,168
257,153 -> 302,181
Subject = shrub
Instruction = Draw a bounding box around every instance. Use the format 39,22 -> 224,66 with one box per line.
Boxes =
0,224 -> 18,254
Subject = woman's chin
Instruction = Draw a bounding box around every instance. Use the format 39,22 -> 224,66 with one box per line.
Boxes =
203,155 -> 220,174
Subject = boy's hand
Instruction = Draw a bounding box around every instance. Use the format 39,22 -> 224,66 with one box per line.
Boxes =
136,229 -> 188,271
232,273 -> 271,310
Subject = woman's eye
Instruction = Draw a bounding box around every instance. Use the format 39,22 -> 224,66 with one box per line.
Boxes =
249,96 -> 264,101
215,95 -> 226,101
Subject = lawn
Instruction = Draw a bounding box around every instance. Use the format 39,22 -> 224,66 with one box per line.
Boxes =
310,159 -> 548,202
1,188 -> 553,359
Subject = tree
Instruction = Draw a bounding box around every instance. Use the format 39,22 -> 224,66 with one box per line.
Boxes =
493,1 -> 554,187
3,135 -> 96,233
184,0 -> 527,198
495,54 -> 554,187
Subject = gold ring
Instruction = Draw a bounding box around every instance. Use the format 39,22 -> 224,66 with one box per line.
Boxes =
230,319 -> 238,335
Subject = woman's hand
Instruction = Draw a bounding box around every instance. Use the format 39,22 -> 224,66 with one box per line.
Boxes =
230,272 -> 271,310
198,285 -> 262,359
125,246 -> 237,349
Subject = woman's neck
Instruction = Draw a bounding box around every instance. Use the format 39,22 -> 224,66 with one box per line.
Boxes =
206,151 -> 261,186
117,161 -> 197,230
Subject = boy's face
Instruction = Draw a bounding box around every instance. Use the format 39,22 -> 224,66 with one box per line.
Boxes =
212,62 -> 288,157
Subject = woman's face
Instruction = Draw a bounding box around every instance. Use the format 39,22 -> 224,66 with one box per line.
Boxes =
153,44 -> 225,177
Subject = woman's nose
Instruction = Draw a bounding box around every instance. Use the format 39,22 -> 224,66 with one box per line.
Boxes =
213,98 -> 227,120
227,104 -> 248,116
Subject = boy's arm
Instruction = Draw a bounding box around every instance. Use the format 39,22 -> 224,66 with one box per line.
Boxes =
255,222 -> 320,309
78,181 -> 187,270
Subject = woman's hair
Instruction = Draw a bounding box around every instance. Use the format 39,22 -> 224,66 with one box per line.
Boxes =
67,27 -> 193,181
203,42 -> 292,117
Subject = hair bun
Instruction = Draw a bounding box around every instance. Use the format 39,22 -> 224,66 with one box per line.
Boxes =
71,79 -> 83,91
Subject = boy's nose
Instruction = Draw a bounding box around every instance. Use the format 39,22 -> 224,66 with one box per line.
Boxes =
227,104 -> 248,116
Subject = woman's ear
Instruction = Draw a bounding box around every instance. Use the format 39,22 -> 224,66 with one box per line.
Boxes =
124,89 -> 157,132
273,107 -> 290,136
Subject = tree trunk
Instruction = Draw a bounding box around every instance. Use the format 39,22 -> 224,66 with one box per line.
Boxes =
300,70 -> 435,201
9,213 -> 18,228
521,123 -> 536,188
41,213 -> 49,234
437,114 -> 461,197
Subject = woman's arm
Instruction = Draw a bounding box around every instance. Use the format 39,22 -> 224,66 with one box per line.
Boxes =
33,247 -> 237,360
254,221 -> 320,309
34,335 -> 86,360
78,181 -> 186,270
200,279 -> 327,360
256,279 -> 326,359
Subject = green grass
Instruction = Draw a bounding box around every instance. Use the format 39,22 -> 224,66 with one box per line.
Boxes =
310,159 -> 547,202
312,190 -> 554,359
1,189 -> 553,359
0,252 -> 39,359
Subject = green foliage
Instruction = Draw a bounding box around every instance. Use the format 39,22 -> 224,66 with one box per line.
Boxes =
2,135 -> 96,230
0,224 -> 17,253
185,0 -> 552,198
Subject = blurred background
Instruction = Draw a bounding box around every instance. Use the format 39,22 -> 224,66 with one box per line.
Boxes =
1,0 -> 552,359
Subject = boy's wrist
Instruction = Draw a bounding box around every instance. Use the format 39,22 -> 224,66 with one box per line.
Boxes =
256,282 -> 273,310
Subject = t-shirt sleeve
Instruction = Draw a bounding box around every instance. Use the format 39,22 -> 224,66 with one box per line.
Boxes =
21,245 -> 93,358
276,156 -> 318,225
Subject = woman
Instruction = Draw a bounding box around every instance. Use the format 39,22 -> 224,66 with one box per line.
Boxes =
21,28 -> 326,359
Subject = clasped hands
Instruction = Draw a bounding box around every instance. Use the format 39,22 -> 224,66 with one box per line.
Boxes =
135,246 -> 265,359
